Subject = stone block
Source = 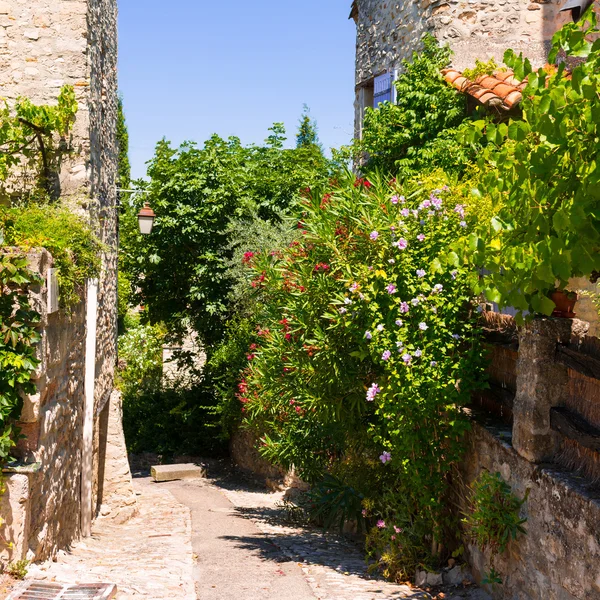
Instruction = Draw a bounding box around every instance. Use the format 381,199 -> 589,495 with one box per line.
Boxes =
151,463 -> 207,482
513,318 -> 589,463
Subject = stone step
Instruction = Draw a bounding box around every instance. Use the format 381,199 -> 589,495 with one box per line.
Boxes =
151,463 -> 207,482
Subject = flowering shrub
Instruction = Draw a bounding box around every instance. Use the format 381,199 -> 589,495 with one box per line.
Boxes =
241,172 -> 487,566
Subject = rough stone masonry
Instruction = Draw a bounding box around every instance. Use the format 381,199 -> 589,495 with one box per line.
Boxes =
0,0 -> 136,563
351,0 -> 573,136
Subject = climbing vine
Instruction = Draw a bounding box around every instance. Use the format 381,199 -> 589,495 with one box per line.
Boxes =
0,253 -> 41,463
0,85 -> 78,203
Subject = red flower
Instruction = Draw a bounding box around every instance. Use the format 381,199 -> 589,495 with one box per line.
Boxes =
314,263 -> 330,272
242,251 -> 255,265
354,178 -> 372,189
320,193 -> 332,209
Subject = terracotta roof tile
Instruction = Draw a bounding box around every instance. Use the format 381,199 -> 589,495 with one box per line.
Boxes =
442,67 -> 525,111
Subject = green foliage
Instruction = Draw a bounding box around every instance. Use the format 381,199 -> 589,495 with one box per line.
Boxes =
303,474 -> 365,531
117,270 -> 132,333
463,471 -> 527,556
6,559 -> 29,580
359,35 -> 471,177
296,104 -> 321,150
461,58 -> 500,81
117,96 -> 131,191
120,123 -> 332,348
122,377 -> 227,457
242,173 -> 487,534
0,205 -> 102,309
0,86 -> 78,203
0,253 -> 41,463
117,321 -> 165,394
459,12 -> 600,319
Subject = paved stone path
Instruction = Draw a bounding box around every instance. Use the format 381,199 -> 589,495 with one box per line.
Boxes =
26,477 -> 196,599
174,468 -> 489,600
23,466 -> 489,600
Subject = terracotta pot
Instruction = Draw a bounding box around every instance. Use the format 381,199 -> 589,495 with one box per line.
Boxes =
550,290 -> 578,318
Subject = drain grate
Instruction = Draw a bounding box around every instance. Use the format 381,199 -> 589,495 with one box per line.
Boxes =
7,582 -> 117,600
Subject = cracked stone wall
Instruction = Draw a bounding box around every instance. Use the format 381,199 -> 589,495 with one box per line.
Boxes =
0,0 -> 135,562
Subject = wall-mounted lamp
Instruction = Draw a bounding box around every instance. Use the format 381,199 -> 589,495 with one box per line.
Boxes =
137,203 -> 156,235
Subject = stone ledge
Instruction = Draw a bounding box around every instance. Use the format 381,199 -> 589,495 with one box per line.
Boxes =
151,463 -> 206,482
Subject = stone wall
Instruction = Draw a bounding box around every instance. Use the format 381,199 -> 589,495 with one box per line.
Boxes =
460,423 -> 600,600
351,0 -> 572,135
460,315 -> 600,599
0,0 -> 132,563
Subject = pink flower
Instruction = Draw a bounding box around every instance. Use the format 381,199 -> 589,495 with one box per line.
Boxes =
417,234 -> 425,242
391,195 -> 399,204
394,526 -> 403,533
394,238 -> 408,250
377,519 -> 386,529
386,284 -> 397,294
382,350 -> 391,361
370,231 -> 379,241
366,383 -> 381,402
399,302 -> 409,313
401,208 -> 410,218
380,451 -> 392,464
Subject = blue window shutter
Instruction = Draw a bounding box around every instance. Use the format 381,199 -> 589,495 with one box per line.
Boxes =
373,72 -> 393,107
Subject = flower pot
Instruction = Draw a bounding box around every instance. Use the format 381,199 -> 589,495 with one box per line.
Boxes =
551,290 -> 577,318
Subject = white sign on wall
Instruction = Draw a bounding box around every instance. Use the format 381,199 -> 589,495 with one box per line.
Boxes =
47,268 -> 59,314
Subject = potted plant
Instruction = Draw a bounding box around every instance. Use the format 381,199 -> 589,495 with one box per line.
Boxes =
550,289 -> 578,318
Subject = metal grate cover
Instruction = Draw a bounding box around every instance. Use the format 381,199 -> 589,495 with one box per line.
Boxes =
7,581 -> 117,600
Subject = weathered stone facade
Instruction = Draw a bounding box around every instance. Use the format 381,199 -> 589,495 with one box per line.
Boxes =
351,0 -> 572,136
463,315 -> 600,599
460,423 -> 600,600
0,0 -> 135,562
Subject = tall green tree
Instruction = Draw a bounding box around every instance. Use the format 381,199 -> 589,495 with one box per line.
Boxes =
296,105 -> 321,149
119,126 -> 332,351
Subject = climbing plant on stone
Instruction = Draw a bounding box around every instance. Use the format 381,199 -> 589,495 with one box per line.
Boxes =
0,253 -> 41,463
458,11 -> 600,320
0,85 -> 78,203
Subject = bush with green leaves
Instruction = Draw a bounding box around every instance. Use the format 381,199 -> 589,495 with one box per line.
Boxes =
241,173 -> 488,564
0,205 -> 102,309
458,12 -> 600,320
358,35 -> 473,177
463,471 -> 527,584
117,320 -> 165,394
120,122 -> 332,350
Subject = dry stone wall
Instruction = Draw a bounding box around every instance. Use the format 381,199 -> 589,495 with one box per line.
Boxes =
0,0 -> 133,562
460,424 -> 600,600
353,0 -> 570,81
352,0 -> 572,134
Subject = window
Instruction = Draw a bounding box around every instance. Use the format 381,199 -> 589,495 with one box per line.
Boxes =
373,72 -> 394,107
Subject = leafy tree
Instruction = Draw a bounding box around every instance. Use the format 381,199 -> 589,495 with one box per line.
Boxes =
359,35 -> 472,177
120,125 -> 332,350
457,11 -> 600,319
296,104 -> 321,149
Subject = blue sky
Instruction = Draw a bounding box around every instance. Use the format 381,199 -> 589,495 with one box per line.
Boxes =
118,1 -> 357,179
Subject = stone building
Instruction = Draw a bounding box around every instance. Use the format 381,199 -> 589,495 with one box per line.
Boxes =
350,0 -> 573,137
0,0 -> 136,562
